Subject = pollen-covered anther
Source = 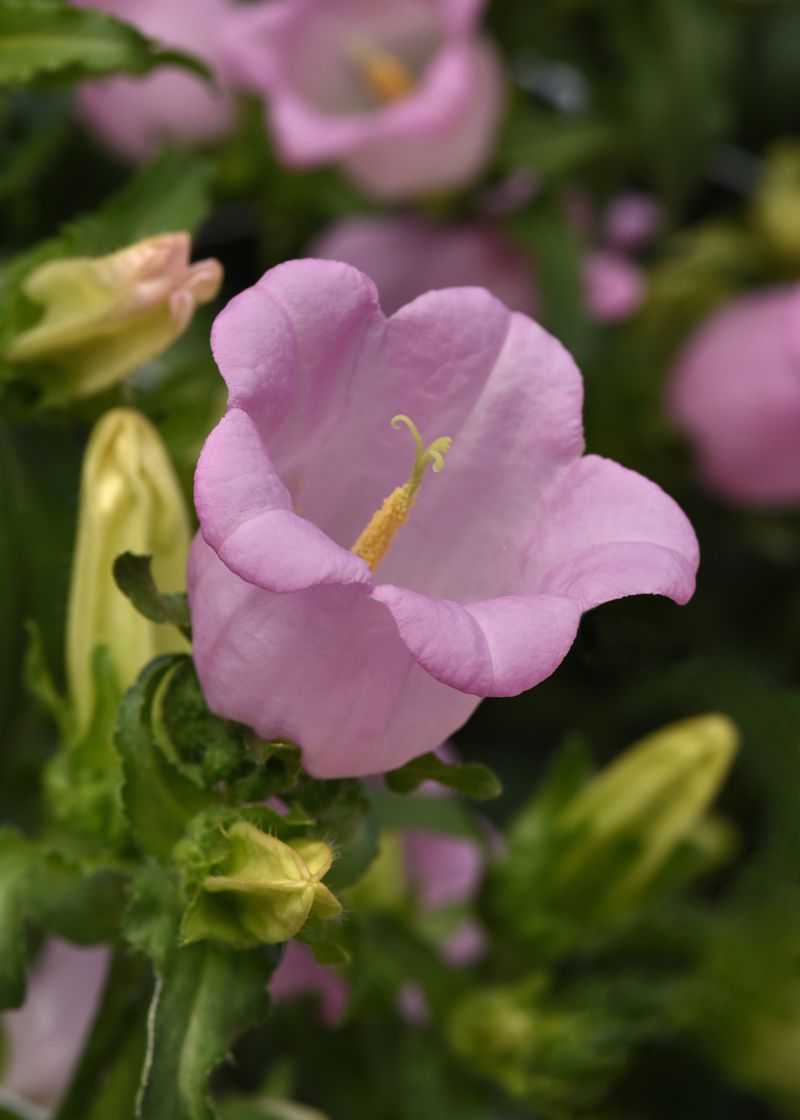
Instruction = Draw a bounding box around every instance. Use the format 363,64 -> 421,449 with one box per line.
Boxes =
351,414 -> 453,572
355,44 -> 417,103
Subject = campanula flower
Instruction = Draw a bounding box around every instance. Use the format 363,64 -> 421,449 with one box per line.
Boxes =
73,0 -> 237,162
313,216 -> 538,317
189,259 -> 698,778
223,0 -> 504,199
668,286 -> 800,506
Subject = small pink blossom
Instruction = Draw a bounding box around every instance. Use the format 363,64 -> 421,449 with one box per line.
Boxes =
604,192 -> 664,252
1,940 -> 109,1109
313,216 -> 538,318
581,249 -> 646,324
189,260 -> 698,779
269,941 -> 349,1026
223,0 -> 505,199
667,286 -> 800,507
73,0 -> 237,162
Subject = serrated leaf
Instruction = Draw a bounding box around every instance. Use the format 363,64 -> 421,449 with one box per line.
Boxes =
114,552 -> 191,639
0,0 -> 211,87
138,942 -> 273,1120
385,752 -> 502,800
0,828 -> 38,1008
115,656 -> 216,860
124,862 -> 182,969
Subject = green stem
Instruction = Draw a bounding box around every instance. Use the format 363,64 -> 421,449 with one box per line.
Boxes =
54,946 -> 152,1120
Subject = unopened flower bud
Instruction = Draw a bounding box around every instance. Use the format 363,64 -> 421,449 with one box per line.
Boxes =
754,143 -> 800,264
67,408 -> 190,735
555,714 -> 738,908
5,233 -> 222,401
448,975 -> 635,1107
186,822 -> 342,946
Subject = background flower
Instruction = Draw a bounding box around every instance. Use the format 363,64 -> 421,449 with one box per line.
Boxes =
73,0 -> 238,162
667,286 -> 800,506
312,215 -> 538,317
223,0 -> 504,199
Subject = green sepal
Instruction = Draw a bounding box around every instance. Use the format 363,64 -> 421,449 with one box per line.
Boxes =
115,655 -> 218,861
175,806 -> 320,949
385,752 -> 502,800
0,0 -> 211,87
113,552 -> 191,640
44,643 -> 126,847
137,941 -> 275,1120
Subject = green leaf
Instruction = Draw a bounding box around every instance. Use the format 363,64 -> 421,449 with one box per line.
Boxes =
123,862 -> 182,969
114,552 -> 191,640
115,656 -> 216,860
138,942 -> 274,1120
366,788 -> 485,841
385,752 -> 502,801
0,828 -> 38,1009
0,0 -> 211,87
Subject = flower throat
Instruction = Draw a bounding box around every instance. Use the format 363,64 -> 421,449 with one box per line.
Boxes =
351,415 -> 452,572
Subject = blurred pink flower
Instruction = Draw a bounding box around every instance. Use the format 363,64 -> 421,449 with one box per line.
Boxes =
312,216 -> 538,318
189,259 -> 698,779
223,0 -> 505,199
1,940 -> 109,1109
74,0 -> 237,162
668,286 -> 800,507
604,192 -> 664,252
581,249 -> 646,324
270,941 -> 349,1026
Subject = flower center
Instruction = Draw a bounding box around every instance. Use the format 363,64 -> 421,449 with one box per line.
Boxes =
351,415 -> 452,572
355,45 -> 417,104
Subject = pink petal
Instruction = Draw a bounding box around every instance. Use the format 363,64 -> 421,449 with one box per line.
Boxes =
270,941 -> 348,1026
188,535 -> 480,777
372,585 -> 582,696
195,410 -> 371,593
341,39 -> 505,199
529,455 -> 699,608
312,215 -> 538,317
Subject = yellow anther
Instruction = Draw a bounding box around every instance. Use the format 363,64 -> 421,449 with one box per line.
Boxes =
351,415 -> 453,572
356,46 -> 417,104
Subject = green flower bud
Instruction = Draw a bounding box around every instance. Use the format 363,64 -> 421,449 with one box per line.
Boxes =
492,716 -> 738,952
67,407 -> 190,735
186,822 -> 342,946
447,976 -> 622,1108
4,233 -> 222,401
555,714 -> 738,907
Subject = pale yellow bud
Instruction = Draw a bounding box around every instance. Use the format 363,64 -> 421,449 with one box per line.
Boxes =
5,233 -> 222,401
754,142 -> 800,264
557,714 -> 739,905
66,408 -> 190,735
196,822 -> 342,945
